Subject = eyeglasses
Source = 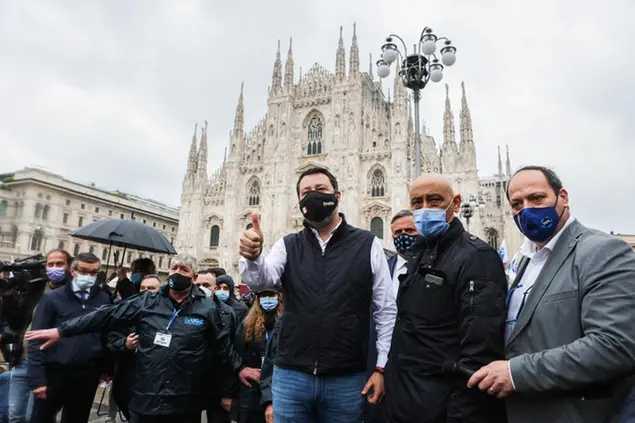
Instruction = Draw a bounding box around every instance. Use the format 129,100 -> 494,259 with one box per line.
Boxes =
75,268 -> 99,276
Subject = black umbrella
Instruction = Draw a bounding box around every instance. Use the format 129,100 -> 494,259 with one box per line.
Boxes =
71,218 -> 177,255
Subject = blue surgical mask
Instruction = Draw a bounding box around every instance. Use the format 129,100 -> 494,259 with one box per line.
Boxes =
393,233 -> 418,254
412,203 -> 452,240
74,275 -> 96,291
215,290 -> 230,302
46,267 -> 66,283
514,197 -> 562,243
260,297 -> 279,312
130,272 -> 142,284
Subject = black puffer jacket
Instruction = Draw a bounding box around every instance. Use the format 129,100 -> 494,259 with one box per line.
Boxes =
57,284 -> 244,416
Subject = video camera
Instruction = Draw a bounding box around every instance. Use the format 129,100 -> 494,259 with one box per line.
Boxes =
0,254 -> 48,367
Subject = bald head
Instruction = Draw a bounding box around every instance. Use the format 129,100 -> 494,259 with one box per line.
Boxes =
409,173 -> 461,216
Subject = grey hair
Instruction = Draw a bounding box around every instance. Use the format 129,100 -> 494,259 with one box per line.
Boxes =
71,252 -> 100,270
171,253 -> 199,274
391,209 -> 413,224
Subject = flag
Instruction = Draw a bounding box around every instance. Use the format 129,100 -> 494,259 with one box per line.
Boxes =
498,240 -> 509,265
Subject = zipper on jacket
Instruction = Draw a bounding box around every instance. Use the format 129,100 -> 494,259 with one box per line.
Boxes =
469,281 -> 475,310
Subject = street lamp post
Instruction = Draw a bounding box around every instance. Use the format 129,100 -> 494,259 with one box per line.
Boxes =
376,27 -> 457,177
460,196 -> 478,233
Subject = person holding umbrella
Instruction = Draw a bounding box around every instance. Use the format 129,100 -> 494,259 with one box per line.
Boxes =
25,253 -> 258,423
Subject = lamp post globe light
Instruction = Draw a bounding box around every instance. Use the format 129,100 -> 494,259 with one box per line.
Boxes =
460,195 -> 478,232
376,27 -> 457,177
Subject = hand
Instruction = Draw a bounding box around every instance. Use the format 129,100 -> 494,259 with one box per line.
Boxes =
467,360 -> 515,399
238,367 -> 261,388
32,386 -> 47,400
361,371 -> 385,404
125,333 -> 139,350
265,404 -> 274,423
219,397 -> 233,412
239,215 -> 264,261
24,328 -> 61,350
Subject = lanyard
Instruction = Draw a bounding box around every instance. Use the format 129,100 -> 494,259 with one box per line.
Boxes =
166,308 -> 182,331
505,285 -> 533,324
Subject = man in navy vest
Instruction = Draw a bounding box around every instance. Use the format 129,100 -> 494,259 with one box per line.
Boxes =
363,210 -> 418,422
238,167 -> 397,423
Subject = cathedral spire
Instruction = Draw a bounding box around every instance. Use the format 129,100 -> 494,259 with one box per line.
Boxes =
335,26 -> 346,81
368,53 -> 373,79
442,83 -> 457,148
233,82 -> 244,135
459,81 -> 474,146
284,38 -> 294,91
505,144 -> 512,176
497,146 -> 503,176
187,123 -> 198,174
271,40 -> 282,94
197,120 -> 208,177
349,22 -> 359,79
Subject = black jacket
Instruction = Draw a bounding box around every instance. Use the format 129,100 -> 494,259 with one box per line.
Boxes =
27,280 -> 111,390
260,315 -> 282,407
107,325 -> 136,418
383,219 -> 508,423
206,294 -> 239,403
277,216 -> 375,375
56,284 -> 244,416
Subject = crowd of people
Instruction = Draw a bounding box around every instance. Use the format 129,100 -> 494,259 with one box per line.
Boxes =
0,164 -> 633,423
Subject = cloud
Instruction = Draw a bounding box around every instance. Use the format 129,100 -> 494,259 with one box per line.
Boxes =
1,0 -> 633,233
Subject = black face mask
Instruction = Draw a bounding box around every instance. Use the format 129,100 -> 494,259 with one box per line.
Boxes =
167,273 -> 192,292
299,191 -> 338,226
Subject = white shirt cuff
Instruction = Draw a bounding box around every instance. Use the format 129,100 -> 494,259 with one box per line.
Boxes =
245,254 -> 264,270
508,360 -> 516,391
376,353 -> 388,369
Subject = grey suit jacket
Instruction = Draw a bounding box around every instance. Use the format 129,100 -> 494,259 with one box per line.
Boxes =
505,219 -> 635,423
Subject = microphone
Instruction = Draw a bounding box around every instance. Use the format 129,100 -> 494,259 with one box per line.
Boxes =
442,360 -> 475,379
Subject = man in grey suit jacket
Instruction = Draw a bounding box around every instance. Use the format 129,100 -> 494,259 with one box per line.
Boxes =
468,165 -> 635,423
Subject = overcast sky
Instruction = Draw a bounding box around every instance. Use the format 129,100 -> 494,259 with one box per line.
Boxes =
1,0 -> 633,234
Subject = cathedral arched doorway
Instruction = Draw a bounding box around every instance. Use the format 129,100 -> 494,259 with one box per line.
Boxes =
486,228 -> 499,249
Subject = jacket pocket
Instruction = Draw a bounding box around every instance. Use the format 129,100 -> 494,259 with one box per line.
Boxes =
466,280 -> 505,316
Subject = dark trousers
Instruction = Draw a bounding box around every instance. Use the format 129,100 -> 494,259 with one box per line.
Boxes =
206,403 -> 230,423
30,366 -> 101,423
130,411 -> 200,423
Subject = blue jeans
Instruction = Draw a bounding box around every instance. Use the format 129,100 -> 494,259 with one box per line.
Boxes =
0,370 -> 12,423
8,361 -> 33,423
272,366 -> 366,423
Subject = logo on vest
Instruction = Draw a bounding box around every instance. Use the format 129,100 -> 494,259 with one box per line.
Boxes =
184,317 -> 205,327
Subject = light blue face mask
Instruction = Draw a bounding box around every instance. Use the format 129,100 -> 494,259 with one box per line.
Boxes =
215,290 -> 230,302
259,297 -> 279,312
412,200 -> 454,240
74,275 -> 96,291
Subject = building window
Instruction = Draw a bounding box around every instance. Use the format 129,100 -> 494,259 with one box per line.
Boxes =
101,248 -> 108,260
108,210 -> 112,216
73,243 -> 80,256
171,227 -> 175,232
162,225 -> 166,230
158,257 -> 163,268
95,207 -> 99,213
81,203 -> 85,210
34,203 -> 43,219
30,229 -> 43,251
152,222 -> 156,227
0,200 -> 7,217
78,216 -> 84,227
247,179 -> 261,206
88,245 -> 95,254
63,213 -> 69,224
42,205 -> 50,220
170,237 -> 174,245
58,240 -> 65,250
370,169 -> 386,197
127,252 -> 132,263
120,213 -> 125,219
210,225 -> 220,247
306,115 -> 323,155
487,228 -> 499,249
370,217 -> 384,240
143,219 -> 146,224
65,199 -> 71,206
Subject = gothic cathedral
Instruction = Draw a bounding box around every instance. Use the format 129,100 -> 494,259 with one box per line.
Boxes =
176,25 -> 523,275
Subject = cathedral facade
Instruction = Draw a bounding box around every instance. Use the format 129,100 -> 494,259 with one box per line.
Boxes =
176,25 -> 523,275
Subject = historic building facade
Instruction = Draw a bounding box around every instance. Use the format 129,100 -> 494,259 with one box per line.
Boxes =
0,167 -> 179,274
176,25 -> 524,275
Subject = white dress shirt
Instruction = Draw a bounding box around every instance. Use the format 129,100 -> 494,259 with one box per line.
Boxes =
239,221 -> 398,368
506,215 -> 575,387
392,255 -> 408,299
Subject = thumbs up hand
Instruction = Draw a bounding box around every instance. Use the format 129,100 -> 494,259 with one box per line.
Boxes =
240,214 -> 264,261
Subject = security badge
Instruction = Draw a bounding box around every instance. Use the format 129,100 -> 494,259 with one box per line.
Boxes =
154,331 -> 172,348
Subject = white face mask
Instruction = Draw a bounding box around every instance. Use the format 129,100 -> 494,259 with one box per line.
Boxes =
200,286 -> 213,298
75,275 -> 96,291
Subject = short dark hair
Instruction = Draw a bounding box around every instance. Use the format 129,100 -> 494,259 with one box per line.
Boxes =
131,258 -> 156,275
507,165 -> 563,200
296,167 -> 339,197
46,249 -> 72,266
204,267 -> 226,277
390,209 -> 413,224
71,252 -> 100,269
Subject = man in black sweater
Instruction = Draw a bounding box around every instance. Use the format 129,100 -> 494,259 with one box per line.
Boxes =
28,252 -> 111,423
